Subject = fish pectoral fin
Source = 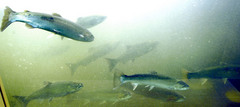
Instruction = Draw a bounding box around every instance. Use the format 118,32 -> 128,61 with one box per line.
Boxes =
52,13 -> 62,17
43,81 -> 52,87
149,86 -> 154,91
131,83 -> 138,91
25,23 -> 34,29
201,79 -> 208,85
223,78 -> 228,84
48,97 -> 53,102
61,36 -> 64,40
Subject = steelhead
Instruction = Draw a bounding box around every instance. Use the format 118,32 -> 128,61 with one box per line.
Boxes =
182,65 -> 240,84
13,81 -> 83,107
113,71 -> 189,91
119,83 -> 185,102
66,42 -> 120,75
1,6 -> 94,42
106,41 -> 158,71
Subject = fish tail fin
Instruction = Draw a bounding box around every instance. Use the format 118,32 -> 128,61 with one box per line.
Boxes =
225,90 -> 240,103
1,6 -> 16,32
113,69 -> 124,90
105,58 -> 118,72
13,96 -> 29,107
65,63 -> 77,76
182,68 -> 190,80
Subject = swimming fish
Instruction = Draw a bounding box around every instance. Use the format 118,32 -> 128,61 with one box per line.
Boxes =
1,6 -> 94,42
68,90 -> 131,105
106,41 -> 158,71
76,15 -> 107,28
66,42 -> 120,75
13,81 -> 83,107
113,71 -> 189,91
182,65 -> 240,84
119,83 -> 185,102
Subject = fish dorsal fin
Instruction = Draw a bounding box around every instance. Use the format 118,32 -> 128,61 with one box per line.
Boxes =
201,79 -> 208,85
44,81 -> 52,87
149,86 -> 154,91
149,71 -> 157,75
48,97 -> 53,102
52,13 -> 62,17
131,83 -> 138,91
25,23 -> 34,29
24,10 -> 30,12
223,78 -> 228,84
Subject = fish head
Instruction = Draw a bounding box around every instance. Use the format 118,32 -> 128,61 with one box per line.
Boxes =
67,82 -> 84,93
174,81 -> 189,90
76,30 -> 94,42
176,96 -> 185,102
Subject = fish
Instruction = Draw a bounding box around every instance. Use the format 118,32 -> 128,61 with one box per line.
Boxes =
66,42 -> 120,75
1,6 -> 94,42
106,41 -> 158,71
113,71 -> 189,91
182,65 -> 240,84
67,90 -> 132,105
117,83 -> 185,102
13,81 -> 83,107
76,15 -> 107,28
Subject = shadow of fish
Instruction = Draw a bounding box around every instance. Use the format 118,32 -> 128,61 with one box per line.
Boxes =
13,81 -> 83,107
67,90 -> 131,105
106,41 -> 159,71
76,15 -> 107,28
182,65 -> 240,84
119,83 -> 185,102
113,71 -> 189,91
66,42 -> 120,75
1,6 -> 94,42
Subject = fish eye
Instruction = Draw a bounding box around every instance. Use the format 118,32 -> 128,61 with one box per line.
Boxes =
79,34 -> 84,38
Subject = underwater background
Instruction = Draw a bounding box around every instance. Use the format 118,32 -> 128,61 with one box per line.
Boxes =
0,0 -> 240,107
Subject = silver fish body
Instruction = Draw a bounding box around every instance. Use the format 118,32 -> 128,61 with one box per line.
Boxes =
119,83 -> 185,102
1,6 -> 94,42
114,72 -> 189,91
66,42 -> 120,75
106,41 -> 158,71
13,81 -> 83,107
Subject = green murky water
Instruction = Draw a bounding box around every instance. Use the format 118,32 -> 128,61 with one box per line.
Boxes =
0,0 -> 240,107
